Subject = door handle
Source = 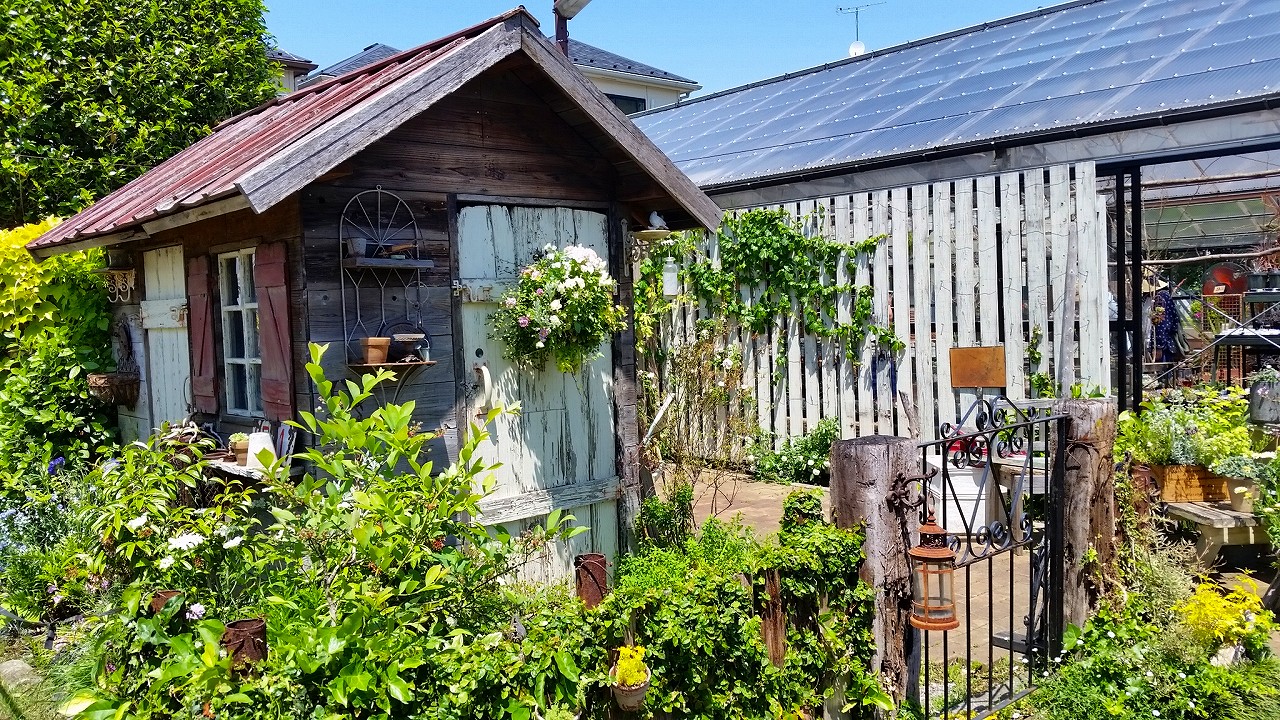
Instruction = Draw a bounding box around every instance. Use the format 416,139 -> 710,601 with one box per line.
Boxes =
473,363 -> 493,416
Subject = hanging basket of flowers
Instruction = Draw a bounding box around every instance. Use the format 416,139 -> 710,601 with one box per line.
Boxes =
489,244 -> 626,373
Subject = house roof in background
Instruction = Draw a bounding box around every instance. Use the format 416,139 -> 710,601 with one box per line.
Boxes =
267,47 -> 317,72
303,43 -> 402,85
635,0 -> 1280,190
566,39 -> 699,88
27,8 -> 721,256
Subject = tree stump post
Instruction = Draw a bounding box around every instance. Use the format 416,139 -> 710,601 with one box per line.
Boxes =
1053,399 -> 1118,628
830,435 -> 920,707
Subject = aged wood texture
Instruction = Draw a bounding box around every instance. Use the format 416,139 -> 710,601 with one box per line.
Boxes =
647,164 -> 1109,453
1054,399 -> 1118,627
254,241 -> 294,422
457,204 -> 618,582
830,435 -> 919,706
760,568 -> 786,668
610,203 -> 642,554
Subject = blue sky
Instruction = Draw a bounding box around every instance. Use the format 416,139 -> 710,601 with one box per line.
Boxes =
266,0 -> 1055,95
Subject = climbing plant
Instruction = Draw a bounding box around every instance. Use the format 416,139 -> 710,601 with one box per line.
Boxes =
634,208 -> 898,365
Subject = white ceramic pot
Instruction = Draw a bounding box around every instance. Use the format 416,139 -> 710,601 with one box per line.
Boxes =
1227,477 -> 1259,513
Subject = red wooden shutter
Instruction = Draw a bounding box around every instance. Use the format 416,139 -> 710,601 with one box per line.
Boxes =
186,255 -> 219,414
254,241 -> 294,423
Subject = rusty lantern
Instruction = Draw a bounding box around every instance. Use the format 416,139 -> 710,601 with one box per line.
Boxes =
908,509 -> 959,632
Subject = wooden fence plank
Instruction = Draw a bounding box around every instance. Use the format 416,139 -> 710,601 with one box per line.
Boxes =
835,196 -> 858,438
933,182 -> 957,426
1001,172 -> 1028,401
977,176 -> 1002,351
818,199 -> 839,424
910,184 -> 937,439
1049,166 -> 1071,387
853,193 -> 876,437
799,199 -> 821,433
1024,169 -> 1049,394
1075,162 -> 1107,390
890,187 -> 912,436
954,179 -> 979,414
872,190 -> 893,434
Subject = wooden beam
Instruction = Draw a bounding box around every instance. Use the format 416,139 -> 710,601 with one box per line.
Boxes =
517,31 -> 723,233
27,228 -> 148,260
1055,399 -> 1118,627
141,195 -> 252,236
477,476 -> 620,525
237,23 -> 523,213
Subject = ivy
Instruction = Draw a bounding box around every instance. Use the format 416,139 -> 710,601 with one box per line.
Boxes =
635,209 -> 901,367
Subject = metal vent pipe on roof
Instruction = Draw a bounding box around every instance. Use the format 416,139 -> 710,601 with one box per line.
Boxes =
553,0 -> 593,56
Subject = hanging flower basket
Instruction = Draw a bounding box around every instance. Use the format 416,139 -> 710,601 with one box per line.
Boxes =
87,371 -> 141,408
489,244 -> 626,373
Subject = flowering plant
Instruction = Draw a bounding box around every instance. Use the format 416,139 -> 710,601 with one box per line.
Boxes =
490,244 -> 626,373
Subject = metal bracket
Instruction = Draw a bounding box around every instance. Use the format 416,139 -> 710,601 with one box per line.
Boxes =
890,467 -> 936,510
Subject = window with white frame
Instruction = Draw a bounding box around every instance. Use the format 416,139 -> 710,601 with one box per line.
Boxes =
218,249 -> 262,416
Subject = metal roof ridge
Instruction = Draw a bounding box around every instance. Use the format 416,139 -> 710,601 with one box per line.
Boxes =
214,6 -> 534,131
633,0 -> 1107,118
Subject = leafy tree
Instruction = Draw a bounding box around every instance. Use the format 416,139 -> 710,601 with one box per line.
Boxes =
0,0 -> 279,226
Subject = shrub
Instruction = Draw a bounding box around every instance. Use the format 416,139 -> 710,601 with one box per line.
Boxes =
752,418 -> 840,485
635,481 -> 694,548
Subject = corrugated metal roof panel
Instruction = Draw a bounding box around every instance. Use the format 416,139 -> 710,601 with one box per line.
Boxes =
636,0 -> 1280,189
28,11 -> 527,253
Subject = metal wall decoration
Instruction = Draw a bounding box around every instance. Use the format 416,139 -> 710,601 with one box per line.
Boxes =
103,269 -> 136,303
906,396 -> 1067,719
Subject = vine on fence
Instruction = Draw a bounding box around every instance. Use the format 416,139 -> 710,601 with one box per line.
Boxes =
634,208 -> 899,365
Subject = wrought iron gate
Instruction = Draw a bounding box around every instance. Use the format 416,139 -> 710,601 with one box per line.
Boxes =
908,397 -> 1067,719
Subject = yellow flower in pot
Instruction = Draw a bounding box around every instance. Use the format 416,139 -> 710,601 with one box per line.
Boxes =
228,433 -> 250,466
610,645 -> 650,711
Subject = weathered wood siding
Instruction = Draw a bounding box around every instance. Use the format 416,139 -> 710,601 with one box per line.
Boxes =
457,204 -> 619,582
655,163 -> 1110,447
107,202 -> 304,441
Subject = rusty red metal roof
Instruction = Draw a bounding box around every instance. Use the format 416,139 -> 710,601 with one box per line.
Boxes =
28,8 -> 534,256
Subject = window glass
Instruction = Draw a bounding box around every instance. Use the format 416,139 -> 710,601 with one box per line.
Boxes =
218,248 -> 262,416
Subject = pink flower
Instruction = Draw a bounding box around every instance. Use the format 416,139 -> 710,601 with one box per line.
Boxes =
539,327 -> 551,340
535,288 -> 545,296
518,315 -> 530,327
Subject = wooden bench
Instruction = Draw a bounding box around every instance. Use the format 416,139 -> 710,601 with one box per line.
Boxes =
1163,501 -> 1262,567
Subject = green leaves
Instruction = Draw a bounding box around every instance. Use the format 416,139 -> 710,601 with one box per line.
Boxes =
0,0 -> 278,227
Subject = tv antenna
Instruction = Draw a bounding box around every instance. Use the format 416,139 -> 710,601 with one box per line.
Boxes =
838,2 -> 886,56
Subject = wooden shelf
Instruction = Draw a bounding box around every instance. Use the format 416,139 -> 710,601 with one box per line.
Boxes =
348,360 -> 438,371
342,257 -> 435,270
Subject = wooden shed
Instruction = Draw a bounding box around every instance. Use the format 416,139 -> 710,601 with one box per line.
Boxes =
28,8 -> 721,576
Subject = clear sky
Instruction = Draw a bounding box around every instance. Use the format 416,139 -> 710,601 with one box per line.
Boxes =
265,0 -> 1056,96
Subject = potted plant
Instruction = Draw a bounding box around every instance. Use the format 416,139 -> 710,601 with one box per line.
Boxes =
228,433 -> 250,466
1210,453 -> 1271,513
610,645 -> 650,711
222,617 -> 268,669
1248,366 -> 1280,424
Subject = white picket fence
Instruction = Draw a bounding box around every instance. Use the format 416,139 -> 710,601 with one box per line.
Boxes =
653,163 -> 1110,445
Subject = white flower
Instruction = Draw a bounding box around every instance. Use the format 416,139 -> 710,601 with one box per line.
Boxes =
1107,631 -> 1116,639
535,341 -> 546,349
722,357 -> 734,369
542,243 -> 556,254
550,315 -> 562,327
807,459 -> 814,466
550,299 -> 562,311
1152,711 -> 1160,717
158,555 -> 176,570
812,469 -> 819,476
746,455 -> 756,463
823,460 -> 831,468
1177,672 -> 1186,679
168,533 -> 205,551
126,514 -> 149,531
186,603 -> 206,620
1077,639 -> 1085,646
1145,671 -> 1153,678
222,536 -> 243,549
504,297 -> 518,307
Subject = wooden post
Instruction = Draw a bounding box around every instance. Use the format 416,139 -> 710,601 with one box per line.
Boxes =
830,435 -> 919,706
1053,399 -> 1117,627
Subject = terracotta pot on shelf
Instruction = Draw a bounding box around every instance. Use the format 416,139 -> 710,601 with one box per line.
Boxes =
150,590 -> 182,615
361,337 -> 391,365
230,440 -> 250,466
609,665 -> 650,712
222,618 -> 268,668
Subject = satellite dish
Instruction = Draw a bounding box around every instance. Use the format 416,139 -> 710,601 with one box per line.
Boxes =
848,40 -> 866,57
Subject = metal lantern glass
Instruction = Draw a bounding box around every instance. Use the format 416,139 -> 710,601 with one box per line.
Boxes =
909,510 -> 959,632
661,257 -> 680,299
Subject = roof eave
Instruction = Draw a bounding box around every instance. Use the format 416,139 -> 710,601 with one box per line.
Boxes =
576,65 -> 701,92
